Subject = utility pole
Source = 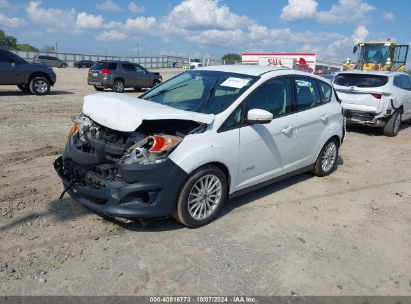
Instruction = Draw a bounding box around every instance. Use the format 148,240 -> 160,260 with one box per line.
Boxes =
55,42 -> 58,53
136,42 -> 140,57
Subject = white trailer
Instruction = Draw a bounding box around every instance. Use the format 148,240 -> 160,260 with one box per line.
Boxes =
258,57 -> 295,69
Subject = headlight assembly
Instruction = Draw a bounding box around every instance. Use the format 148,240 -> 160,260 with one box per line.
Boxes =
122,135 -> 182,165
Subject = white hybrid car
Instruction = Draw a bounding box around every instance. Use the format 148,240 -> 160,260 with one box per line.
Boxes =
333,71 -> 411,136
55,66 -> 344,227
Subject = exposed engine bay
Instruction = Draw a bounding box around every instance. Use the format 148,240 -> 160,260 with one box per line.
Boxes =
69,114 -> 205,165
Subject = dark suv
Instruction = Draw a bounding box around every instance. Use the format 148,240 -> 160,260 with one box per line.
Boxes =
0,49 -> 56,95
87,60 -> 162,93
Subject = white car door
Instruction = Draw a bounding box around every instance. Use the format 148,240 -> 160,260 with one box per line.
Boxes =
236,77 -> 297,191
292,76 -> 334,168
402,75 -> 411,119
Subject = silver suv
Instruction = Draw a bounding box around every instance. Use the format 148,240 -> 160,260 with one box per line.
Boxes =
87,60 -> 163,93
34,55 -> 68,68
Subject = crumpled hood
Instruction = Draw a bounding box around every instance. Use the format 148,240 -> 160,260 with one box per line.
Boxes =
82,92 -> 214,132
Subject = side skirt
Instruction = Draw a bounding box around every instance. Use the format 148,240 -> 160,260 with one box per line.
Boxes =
229,165 -> 314,199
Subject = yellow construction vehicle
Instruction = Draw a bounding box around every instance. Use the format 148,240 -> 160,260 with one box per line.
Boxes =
344,40 -> 409,71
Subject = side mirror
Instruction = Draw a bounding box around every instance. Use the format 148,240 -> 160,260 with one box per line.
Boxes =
247,109 -> 273,124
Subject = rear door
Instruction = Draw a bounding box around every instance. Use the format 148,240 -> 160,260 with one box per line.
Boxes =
292,76 -> 335,167
394,75 -> 411,119
333,73 -> 389,111
121,63 -> 138,87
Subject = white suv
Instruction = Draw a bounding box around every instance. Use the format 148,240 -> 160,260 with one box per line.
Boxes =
55,66 -> 344,227
333,71 -> 411,136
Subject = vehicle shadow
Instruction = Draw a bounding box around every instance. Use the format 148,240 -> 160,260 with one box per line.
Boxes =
0,197 -> 87,232
1,157 -> 344,233
346,122 -> 411,136
0,90 -> 74,97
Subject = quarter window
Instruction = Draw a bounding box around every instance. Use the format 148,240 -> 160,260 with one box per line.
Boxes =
318,81 -> 332,103
294,77 -> 321,110
122,63 -> 135,71
246,77 -> 291,117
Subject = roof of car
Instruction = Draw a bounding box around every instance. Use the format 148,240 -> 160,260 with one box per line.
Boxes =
336,70 -> 408,77
198,65 -> 288,76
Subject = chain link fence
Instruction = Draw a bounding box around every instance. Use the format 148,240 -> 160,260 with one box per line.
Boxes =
9,50 -> 222,69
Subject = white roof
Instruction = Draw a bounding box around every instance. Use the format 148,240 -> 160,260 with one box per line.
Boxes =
337,69 -> 408,77
198,65 -> 287,76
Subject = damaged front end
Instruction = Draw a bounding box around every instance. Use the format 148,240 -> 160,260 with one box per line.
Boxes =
54,114 -> 205,219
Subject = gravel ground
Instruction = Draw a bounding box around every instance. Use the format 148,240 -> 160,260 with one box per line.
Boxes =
0,68 -> 411,296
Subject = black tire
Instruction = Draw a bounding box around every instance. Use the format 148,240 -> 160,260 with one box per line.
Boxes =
313,138 -> 339,177
112,79 -> 125,93
173,165 -> 227,228
152,80 -> 161,88
383,111 -> 401,137
17,84 -> 30,93
93,85 -> 104,91
29,77 -> 50,95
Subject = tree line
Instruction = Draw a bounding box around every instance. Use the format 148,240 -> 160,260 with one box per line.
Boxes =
0,28 -> 38,52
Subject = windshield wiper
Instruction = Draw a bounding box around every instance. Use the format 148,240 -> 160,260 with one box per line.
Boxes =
146,84 -> 188,100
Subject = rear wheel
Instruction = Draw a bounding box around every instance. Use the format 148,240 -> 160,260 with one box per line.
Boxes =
173,166 -> 227,228
313,138 -> 339,177
17,84 -> 30,93
112,79 -> 124,93
93,85 -> 104,91
384,111 -> 401,137
29,77 -> 50,95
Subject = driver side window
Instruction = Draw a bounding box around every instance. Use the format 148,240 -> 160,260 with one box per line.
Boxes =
245,77 -> 291,117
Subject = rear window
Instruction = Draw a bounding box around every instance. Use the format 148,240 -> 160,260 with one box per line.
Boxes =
334,74 -> 388,88
91,61 -> 117,70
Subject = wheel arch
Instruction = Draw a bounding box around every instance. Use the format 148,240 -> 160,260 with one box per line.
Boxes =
28,72 -> 53,85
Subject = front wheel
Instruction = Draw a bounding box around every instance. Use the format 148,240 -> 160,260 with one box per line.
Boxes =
29,77 -> 50,95
384,111 -> 401,137
313,139 -> 339,177
112,79 -> 124,93
173,166 -> 227,228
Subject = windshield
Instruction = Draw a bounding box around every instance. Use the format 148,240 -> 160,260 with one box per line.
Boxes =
140,70 -> 258,114
359,44 -> 391,66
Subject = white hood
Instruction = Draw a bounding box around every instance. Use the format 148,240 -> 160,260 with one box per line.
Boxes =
82,93 -> 215,132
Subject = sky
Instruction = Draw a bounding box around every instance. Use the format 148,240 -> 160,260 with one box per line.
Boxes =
0,0 -> 410,63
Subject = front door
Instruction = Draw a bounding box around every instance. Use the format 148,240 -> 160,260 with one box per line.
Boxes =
0,50 -> 22,84
237,76 -> 296,191
134,64 -> 151,88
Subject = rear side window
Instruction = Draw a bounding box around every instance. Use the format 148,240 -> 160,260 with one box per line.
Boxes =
334,74 -> 388,88
92,62 -> 117,70
294,77 -> 321,110
394,75 -> 411,90
122,63 -> 135,71
318,81 -> 332,103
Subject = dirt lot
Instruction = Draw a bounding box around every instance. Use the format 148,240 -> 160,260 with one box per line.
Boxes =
0,68 -> 410,296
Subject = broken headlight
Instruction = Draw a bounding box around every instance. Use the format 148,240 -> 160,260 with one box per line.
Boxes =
122,135 -> 182,165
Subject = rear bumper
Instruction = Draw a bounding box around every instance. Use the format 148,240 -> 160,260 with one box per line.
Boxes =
53,139 -> 188,219
344,109 -> 385,127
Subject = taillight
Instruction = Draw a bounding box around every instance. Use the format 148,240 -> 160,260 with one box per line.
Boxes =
100,69 -> 111,74
371,93 -> 382,99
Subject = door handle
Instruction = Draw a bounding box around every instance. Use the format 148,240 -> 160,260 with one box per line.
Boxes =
320,115 -> 329,122
281,126 -> 293,134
